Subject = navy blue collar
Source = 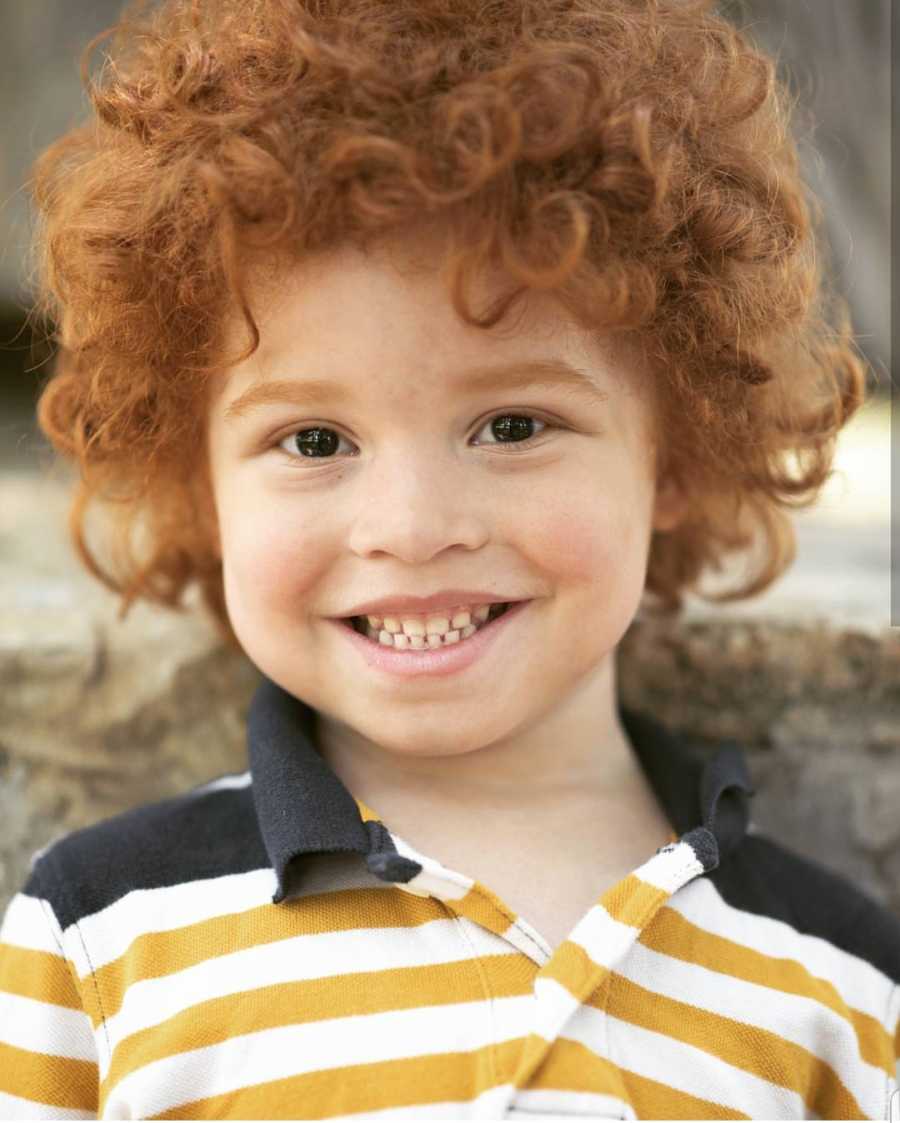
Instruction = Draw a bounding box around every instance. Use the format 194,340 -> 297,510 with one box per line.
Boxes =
246,673 -> 756,904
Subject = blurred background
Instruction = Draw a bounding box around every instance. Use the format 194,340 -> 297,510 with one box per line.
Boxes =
0,0 -> 892,626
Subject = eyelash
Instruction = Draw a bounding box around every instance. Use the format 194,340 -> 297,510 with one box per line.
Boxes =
270,411 -> 560,465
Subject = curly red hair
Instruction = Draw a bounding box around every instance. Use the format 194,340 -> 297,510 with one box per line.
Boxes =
27,0 -> 867,653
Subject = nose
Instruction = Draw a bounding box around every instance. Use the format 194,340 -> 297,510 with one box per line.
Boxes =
345,443 -> 487,563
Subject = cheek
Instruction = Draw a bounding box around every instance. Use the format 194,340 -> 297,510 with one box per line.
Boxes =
524,489 -> 645,585
222,512 -> 326,611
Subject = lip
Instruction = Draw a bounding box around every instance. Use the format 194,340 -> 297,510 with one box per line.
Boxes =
334,590 -> 524,618
330,599 -> 531,678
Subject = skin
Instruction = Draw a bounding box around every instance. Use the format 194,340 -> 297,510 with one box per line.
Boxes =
205,234 -> 688,871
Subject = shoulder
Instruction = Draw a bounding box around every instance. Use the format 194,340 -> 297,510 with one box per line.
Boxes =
22,772 -> 265,930
709,826 -> 900,984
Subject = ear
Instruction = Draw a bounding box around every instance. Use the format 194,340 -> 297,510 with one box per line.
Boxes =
651,473 -> 689,533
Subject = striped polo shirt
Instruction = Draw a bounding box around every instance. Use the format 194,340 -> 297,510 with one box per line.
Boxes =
1,673 -> 898,1120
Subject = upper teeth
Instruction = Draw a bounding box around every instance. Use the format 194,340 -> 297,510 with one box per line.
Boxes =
365,604 -> 494,635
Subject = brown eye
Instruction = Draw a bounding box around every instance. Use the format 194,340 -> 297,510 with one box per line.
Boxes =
279,427 -> 350,458
474,413 -> 551,448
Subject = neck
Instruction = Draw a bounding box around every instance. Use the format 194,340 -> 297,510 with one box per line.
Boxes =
312,657 -> 648,818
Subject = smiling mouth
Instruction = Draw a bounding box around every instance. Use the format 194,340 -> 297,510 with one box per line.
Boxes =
344,601 -> 514,642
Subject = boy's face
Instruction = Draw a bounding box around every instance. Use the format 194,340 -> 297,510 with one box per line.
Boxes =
205,238 -> 686,764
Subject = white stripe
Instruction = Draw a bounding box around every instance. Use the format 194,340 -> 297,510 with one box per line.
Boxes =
509,1088 -> 637,1119
401,865 -> 470,901
668,878 -> 898,1026
630,840 -> 706,894
530,975 -> 586,1041
453,916 -> 537,961
388,832 -> 475,901
890,984 -> 900,1036
97,916 -> 522,1079
452,991 -> 535,1049
455,912 -> 550,967
611,938 -> 884,1111
0,1090 -> 95,1121
66,869 -> 277,973
0,991 -> 97,1062
580,1007 -> 812,1118
0,895 -> 62,955
569,902 -> 647,972
103,999 -> 525,1118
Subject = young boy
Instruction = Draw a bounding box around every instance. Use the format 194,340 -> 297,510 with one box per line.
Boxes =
2,0 -> 898,1119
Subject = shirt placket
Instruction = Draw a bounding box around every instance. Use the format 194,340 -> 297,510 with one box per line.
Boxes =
356,741 -> 752,1120
364,818 -> 708,1113
502,829 -> 716,1114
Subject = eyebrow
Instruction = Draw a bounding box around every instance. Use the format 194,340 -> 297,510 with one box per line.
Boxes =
223,358 -> 609,424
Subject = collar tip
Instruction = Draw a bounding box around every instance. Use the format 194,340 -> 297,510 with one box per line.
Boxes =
685,825 -> 720,872
366,850 -> 422,883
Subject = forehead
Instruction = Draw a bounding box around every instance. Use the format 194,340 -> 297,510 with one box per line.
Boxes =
212,236 -> 658,436
228,241 -> 573,363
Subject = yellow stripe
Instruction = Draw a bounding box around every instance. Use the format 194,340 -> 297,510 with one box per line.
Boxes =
538,1039 -> 751,1119
354,798 -> 381,824
461,880 -> 516,923
0,941 -> 83,1008
602,872 -> 672,930
622,1066 -> 751,1119
102,953 -> 537,1095
89,886 -> 444,1025
643,905 -> 896,1075
523,1035 -> 629,1101
539,937 -> 613,992
455,884 -> 516,939
603,972 -> 864,1118
148,1044 -> 524,1120
0,1041 -> 97,1111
